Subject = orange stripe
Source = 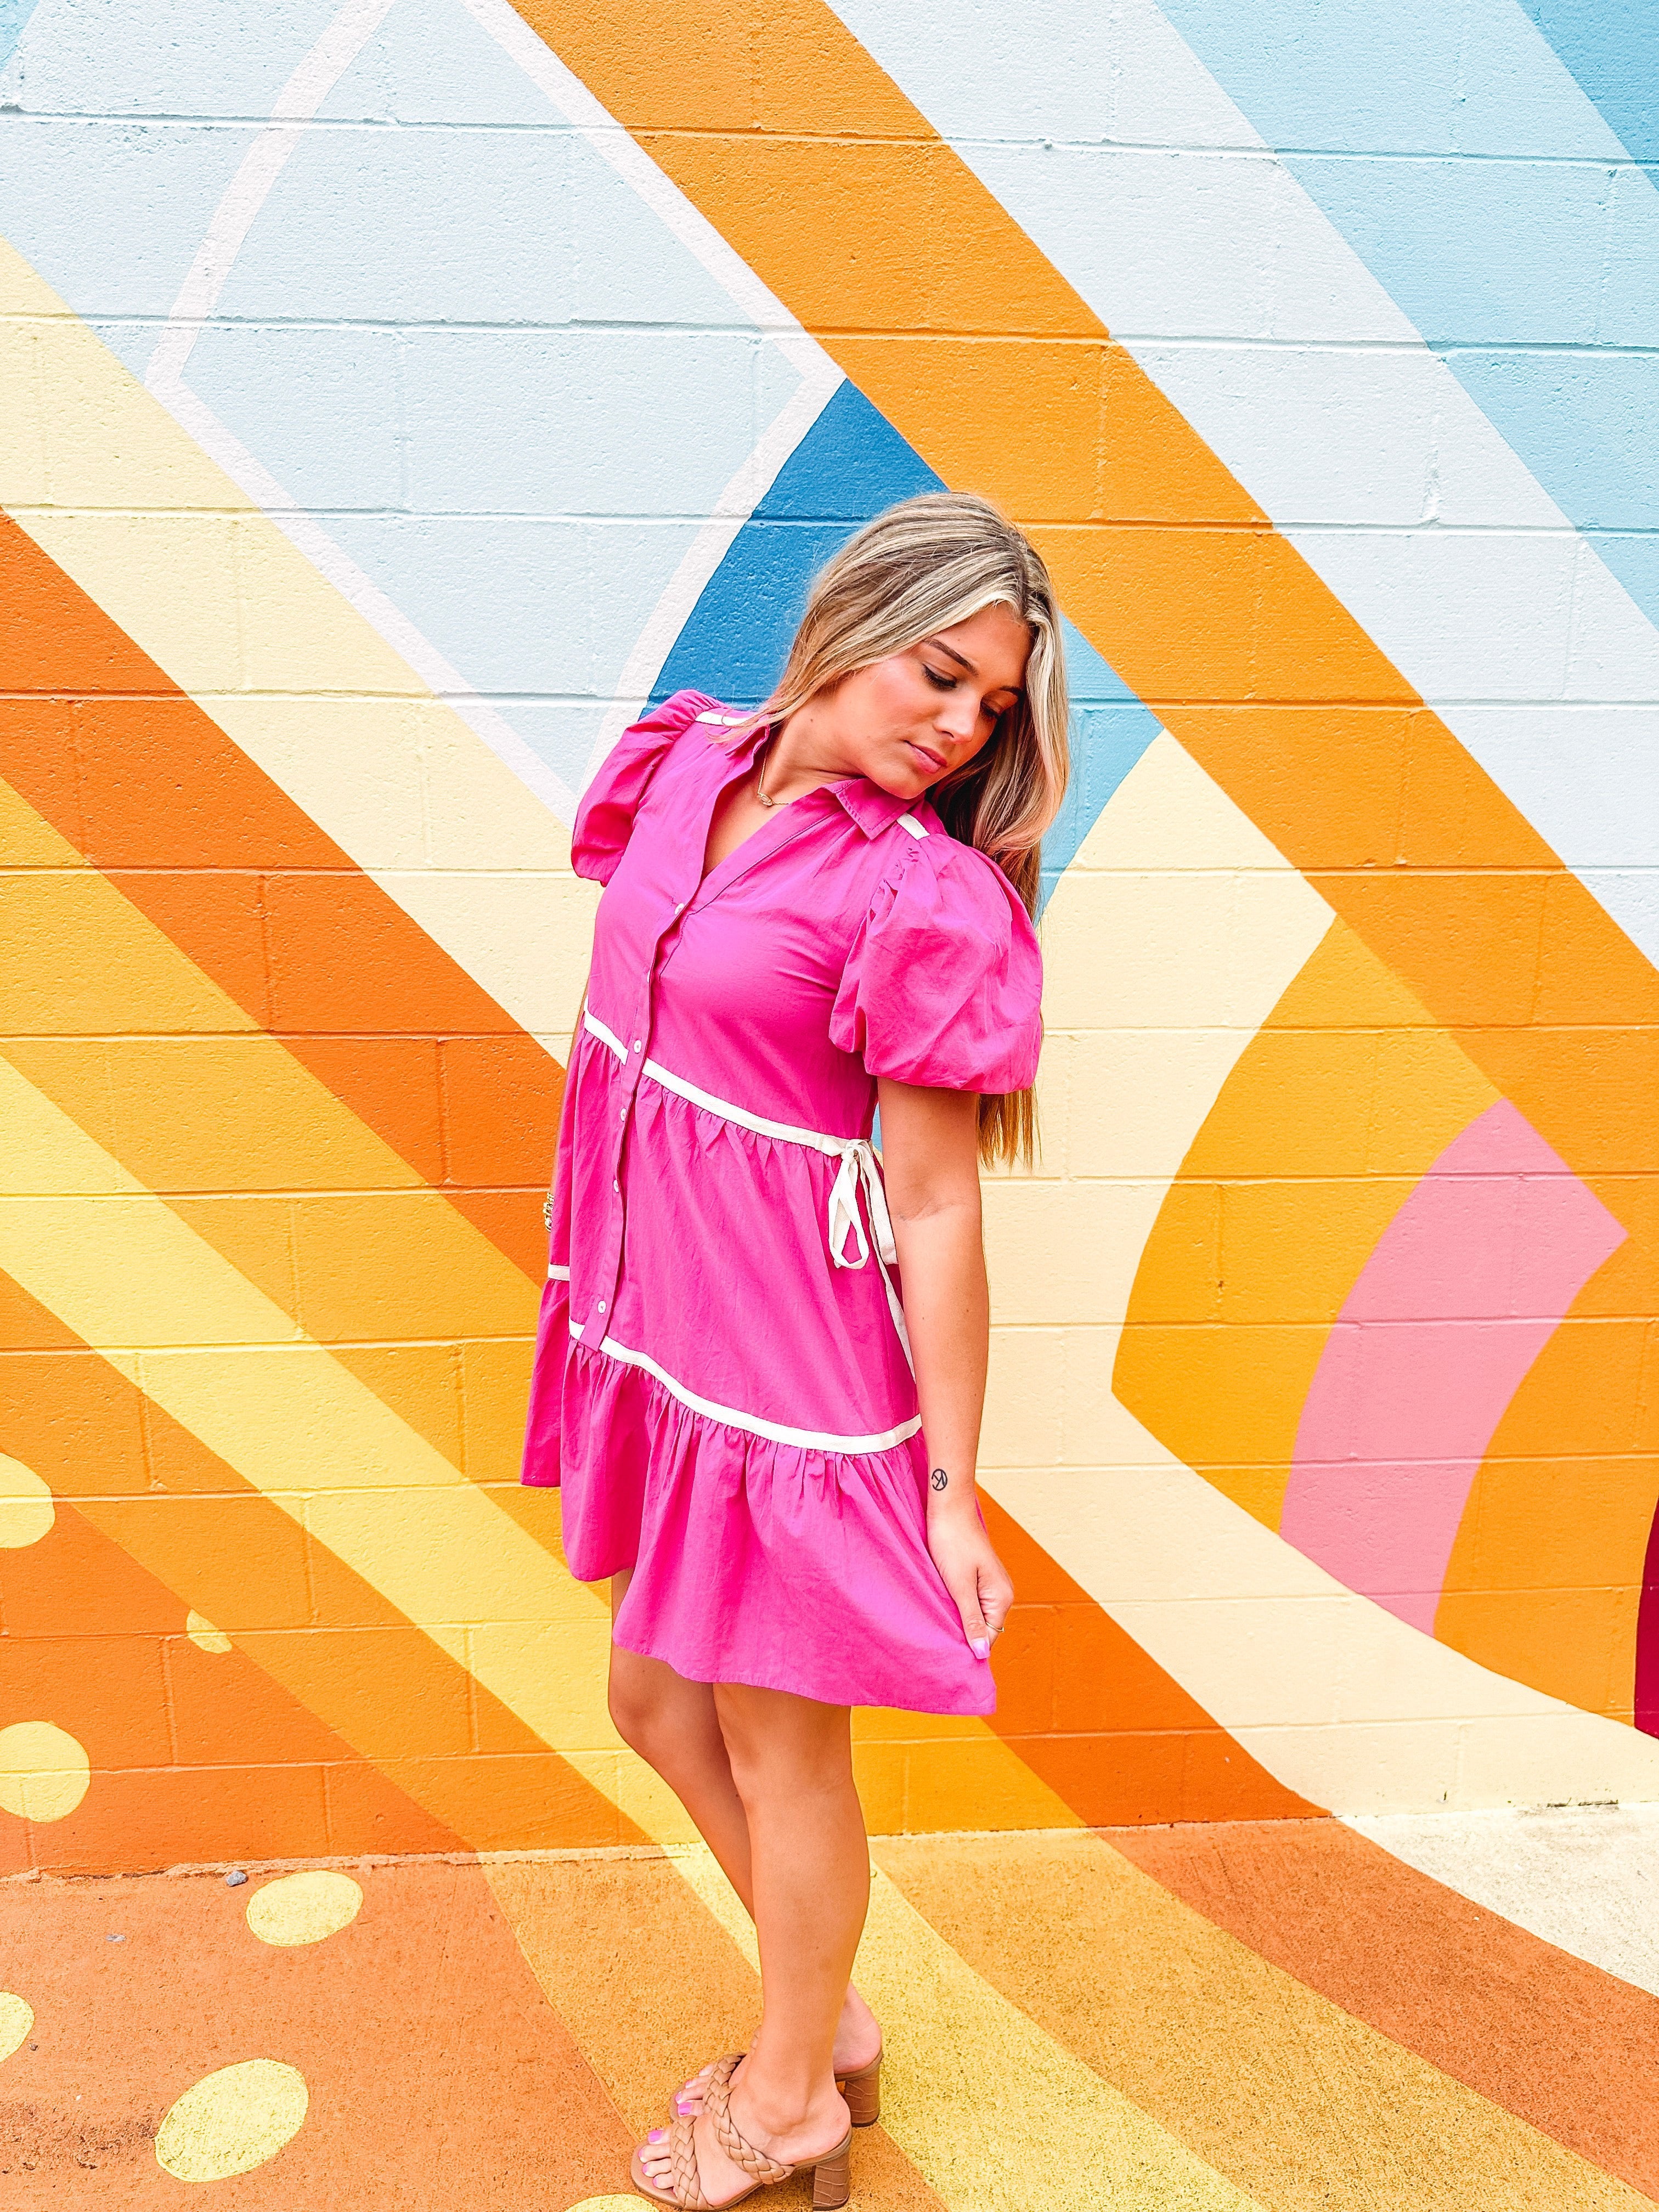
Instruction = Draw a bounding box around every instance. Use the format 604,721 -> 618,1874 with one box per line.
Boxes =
0,1494 -> 473,1872
981,1496 -> 1320,1821
1438,1231 -> 1659,1719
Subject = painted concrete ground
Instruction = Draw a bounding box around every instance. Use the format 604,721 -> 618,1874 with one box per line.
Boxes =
3,1808 -> 1657,2209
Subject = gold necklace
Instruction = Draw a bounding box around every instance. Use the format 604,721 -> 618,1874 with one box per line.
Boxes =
755,742 -> 776,808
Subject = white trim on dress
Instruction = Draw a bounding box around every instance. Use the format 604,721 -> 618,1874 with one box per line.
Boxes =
567,1319 -> 922,1453
582,1009 -> 914,1370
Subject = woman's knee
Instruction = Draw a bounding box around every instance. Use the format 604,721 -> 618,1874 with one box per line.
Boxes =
608,1648 -> 716,1763
607,1651 -> 675,1754
715,1683 -> 852,1809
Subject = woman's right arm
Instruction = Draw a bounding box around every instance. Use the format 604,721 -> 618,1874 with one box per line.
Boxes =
878,1074 -> 1014,1659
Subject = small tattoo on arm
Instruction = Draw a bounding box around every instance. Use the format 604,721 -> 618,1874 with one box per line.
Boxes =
930,1468 -> 949,1493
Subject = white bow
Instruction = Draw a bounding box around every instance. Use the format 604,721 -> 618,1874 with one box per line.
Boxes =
826,1140 -> 912,1372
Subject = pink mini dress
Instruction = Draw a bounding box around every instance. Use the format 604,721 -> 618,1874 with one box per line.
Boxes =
521,689 -> 1043,1714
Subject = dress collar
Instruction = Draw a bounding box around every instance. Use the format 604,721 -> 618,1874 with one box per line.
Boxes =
828,777 -> 927,838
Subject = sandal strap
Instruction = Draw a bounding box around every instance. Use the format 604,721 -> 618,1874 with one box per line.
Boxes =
705,2053 -> 794,2187
665,2110 -> 714,2209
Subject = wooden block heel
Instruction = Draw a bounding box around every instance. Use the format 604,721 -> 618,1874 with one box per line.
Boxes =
836,2050 -> 881,2128
811,2134 -> 853,2209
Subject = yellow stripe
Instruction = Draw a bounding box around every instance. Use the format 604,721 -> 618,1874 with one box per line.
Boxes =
671,1842 -> 1263,2212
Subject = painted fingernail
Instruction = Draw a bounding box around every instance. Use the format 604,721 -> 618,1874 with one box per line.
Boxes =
970,1637 -> 991,1660
649,2129 -> 664,2142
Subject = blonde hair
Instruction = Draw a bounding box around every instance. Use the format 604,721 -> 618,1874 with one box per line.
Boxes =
740,492 -> 1070,1166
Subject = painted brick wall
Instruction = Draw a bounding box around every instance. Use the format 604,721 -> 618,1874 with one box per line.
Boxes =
1,0 -> 1657,1874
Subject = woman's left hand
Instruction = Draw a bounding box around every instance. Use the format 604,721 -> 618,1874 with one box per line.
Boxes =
927,1504 -> 1014,1660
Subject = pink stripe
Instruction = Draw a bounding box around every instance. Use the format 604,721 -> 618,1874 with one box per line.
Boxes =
1282,1100 -> 1626,1633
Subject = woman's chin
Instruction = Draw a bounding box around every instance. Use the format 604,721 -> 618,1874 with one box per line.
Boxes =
869,769 -> 931,803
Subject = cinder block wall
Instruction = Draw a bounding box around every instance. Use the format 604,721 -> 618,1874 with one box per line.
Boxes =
2,0 -> 1656,1874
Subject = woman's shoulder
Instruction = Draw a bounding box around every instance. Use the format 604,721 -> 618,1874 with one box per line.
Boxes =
833,809 -> 1042,1089
876,805 -> 1038,949
667,689 -> 746,735
572,689 -> 731,883
634,687 -> 731,748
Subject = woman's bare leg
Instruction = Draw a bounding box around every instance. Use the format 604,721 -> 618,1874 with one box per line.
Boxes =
637,1681 -> 865,2201
606,1575 -> 755,1892
605,1573 -> 880,2114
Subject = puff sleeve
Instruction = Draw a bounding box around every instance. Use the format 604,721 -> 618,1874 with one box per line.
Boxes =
831,839 -> 1043,1093
571,689 -> 717,884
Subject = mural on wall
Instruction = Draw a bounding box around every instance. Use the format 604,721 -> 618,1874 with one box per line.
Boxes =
2,0 -> 1658,1872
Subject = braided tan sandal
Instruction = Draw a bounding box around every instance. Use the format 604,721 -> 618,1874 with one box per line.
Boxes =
675,2047 -> 880,2128
631,2052 -> 853,2210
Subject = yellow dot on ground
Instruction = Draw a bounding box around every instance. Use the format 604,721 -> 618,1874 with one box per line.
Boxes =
154,2058 -> 308,2182
245,1870 -> 363,1947
0,1458 -> 53,1549
185,1611 -> 233,1655
0,1723 -> 90,1822
0,1993 -> 33,2061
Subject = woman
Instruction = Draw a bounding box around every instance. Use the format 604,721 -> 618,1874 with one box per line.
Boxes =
522,492 -> 1069,2209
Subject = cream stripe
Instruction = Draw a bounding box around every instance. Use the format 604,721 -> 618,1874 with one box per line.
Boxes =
670,1842 -> 1262,2212
574,1324 -> 921,1454
0,1055 -> 693,1838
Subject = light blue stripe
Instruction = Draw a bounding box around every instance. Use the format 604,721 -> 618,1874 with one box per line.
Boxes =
0,119 -> 258,372
0,0 -> 41,74
1,0 -> 343,113
1153,0 -> 1625,157
1514,0 -> 1659,173
1155,0 -> 1659,626
648,380 -> 1162,905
